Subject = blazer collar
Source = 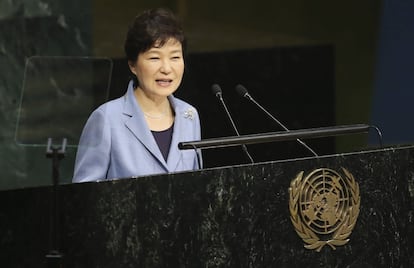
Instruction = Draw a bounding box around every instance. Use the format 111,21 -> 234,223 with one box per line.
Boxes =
122,81 -> 168,170
122,81 -> 186,172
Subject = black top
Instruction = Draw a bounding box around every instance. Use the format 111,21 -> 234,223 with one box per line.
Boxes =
151,125 -> 173,161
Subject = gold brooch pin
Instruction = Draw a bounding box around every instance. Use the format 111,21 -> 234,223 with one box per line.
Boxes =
183,108 -> 195,120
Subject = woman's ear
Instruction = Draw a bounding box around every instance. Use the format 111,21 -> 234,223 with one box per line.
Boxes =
128,60 -> 137,75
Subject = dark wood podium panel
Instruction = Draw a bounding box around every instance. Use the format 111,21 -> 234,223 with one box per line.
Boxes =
0,146 -> 413,267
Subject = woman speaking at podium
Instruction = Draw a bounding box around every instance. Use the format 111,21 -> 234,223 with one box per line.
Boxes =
73,8 -> 202,183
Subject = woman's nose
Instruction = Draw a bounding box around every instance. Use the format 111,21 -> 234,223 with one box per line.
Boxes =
160,60 -> 172,73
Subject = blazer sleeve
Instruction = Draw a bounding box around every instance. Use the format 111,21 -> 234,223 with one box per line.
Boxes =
194,108 -> 203,169
72,108 -> 111,182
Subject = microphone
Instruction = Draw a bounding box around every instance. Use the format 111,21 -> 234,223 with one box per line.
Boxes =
211,84 -> 254,164
235,84 -> 318,157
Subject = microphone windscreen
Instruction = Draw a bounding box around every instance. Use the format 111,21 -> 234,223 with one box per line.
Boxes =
235,84 -> 248,97
211,84 -> 222,96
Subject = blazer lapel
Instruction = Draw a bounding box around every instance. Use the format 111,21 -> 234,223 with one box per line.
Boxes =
166,96 -> 184,171
122,84 -> 168,170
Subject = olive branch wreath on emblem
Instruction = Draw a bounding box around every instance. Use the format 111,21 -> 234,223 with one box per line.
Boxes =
289,168 -> 360,252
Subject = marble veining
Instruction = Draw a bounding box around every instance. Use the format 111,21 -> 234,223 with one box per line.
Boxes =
0,0 -> 91,190
1,145 -> 413,267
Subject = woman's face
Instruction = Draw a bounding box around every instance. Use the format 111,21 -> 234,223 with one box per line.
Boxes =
129,38 -> 184,99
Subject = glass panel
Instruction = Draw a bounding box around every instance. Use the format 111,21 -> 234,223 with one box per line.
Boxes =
15,56 -> 113,147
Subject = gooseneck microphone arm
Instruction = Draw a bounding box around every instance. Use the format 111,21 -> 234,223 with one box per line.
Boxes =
235,84 -> 318,157
212,84 -> 255,164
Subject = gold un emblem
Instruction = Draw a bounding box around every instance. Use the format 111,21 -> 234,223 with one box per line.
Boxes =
289,168 -> 360,252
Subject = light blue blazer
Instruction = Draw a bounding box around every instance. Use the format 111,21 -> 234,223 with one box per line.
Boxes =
73,81 -> 202,183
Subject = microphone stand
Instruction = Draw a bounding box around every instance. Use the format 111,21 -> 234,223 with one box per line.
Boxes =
236,85 -> 318,157
246,94 -> 318,157
213,87 -> 254,164
45,138 -> 66,268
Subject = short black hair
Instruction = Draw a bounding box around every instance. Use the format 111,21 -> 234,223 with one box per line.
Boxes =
124,8 -> 186,87
124,7 -> 186,60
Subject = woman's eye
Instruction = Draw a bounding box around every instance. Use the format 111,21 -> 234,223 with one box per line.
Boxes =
149,57 -> 159,60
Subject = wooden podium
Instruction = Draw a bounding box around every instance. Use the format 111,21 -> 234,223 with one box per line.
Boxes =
0,127 -> 413,267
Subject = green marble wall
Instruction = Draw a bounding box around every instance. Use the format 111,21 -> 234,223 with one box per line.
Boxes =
0,1 -> 92,189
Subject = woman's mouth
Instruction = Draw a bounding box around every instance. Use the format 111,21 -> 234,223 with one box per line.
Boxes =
156,79 -> 173,86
